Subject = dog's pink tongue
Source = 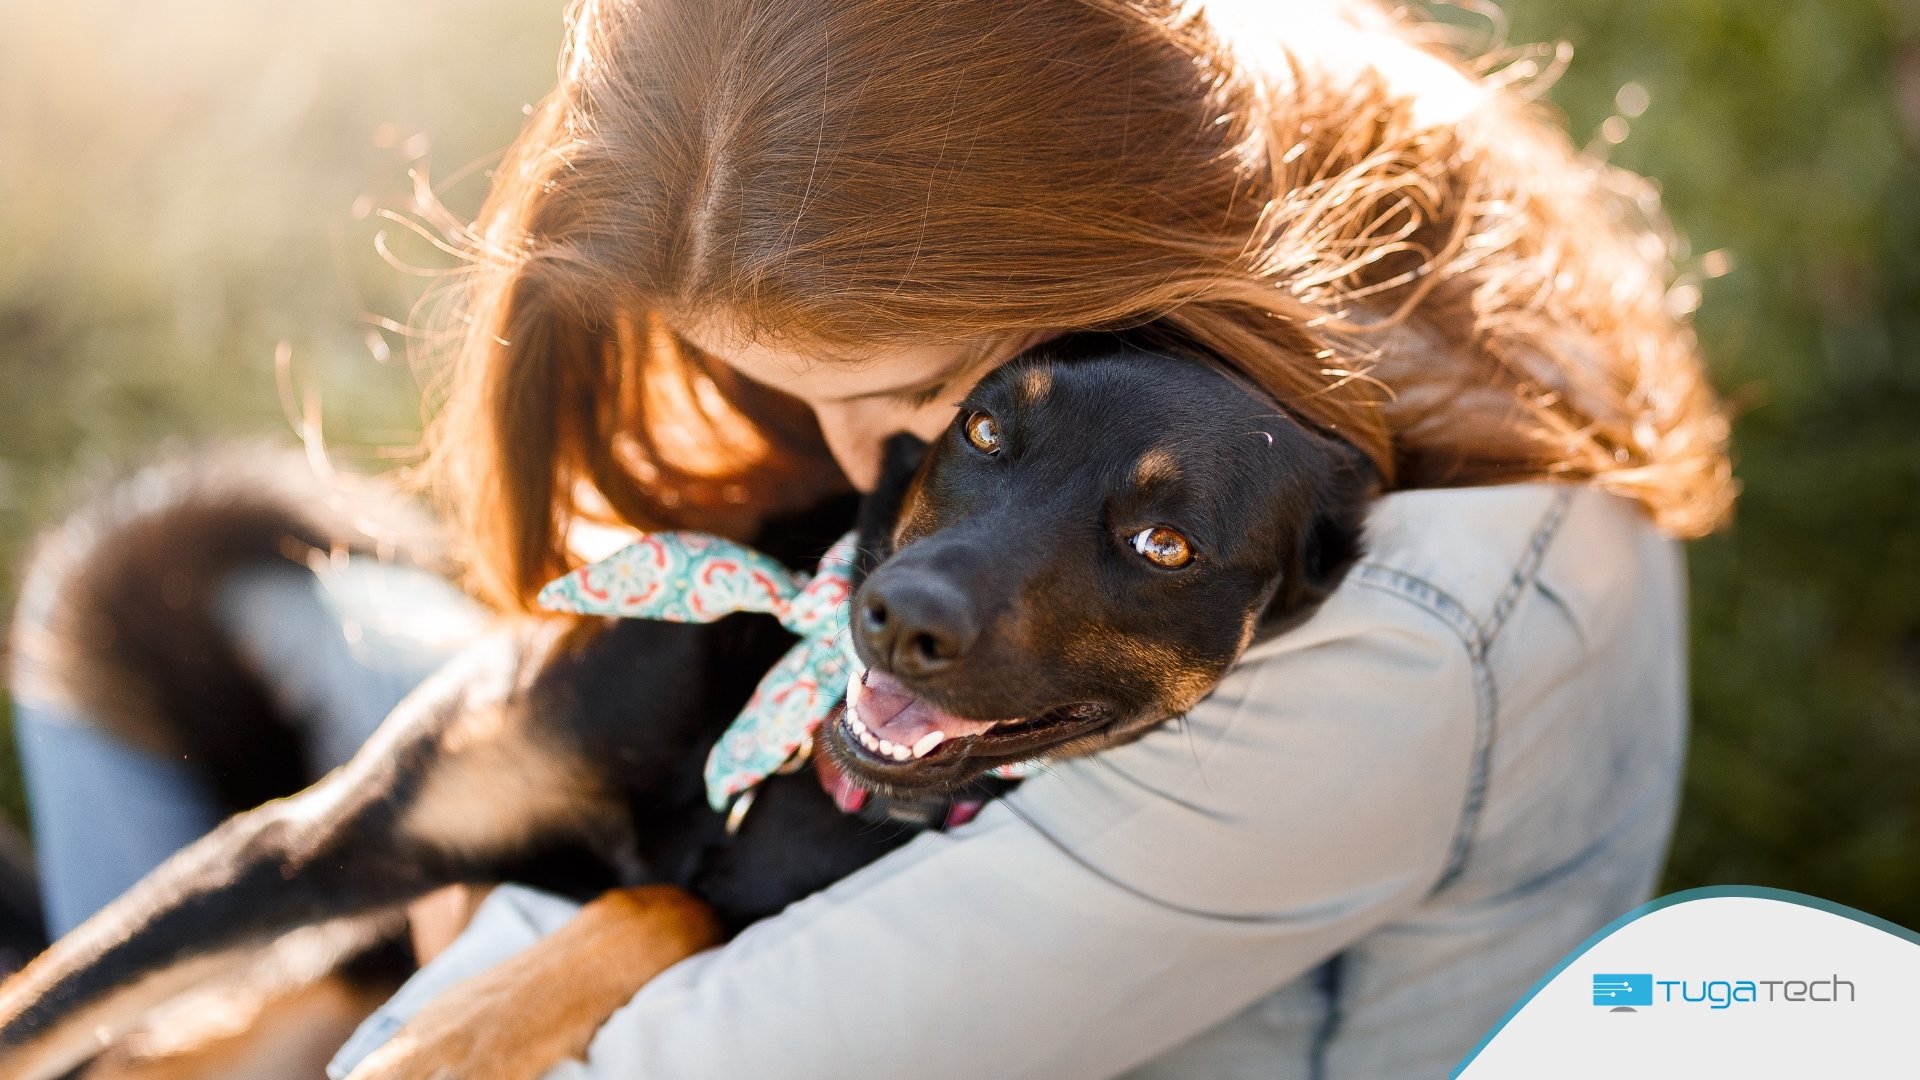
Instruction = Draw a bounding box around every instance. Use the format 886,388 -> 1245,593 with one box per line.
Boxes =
848,669 -> 1001,749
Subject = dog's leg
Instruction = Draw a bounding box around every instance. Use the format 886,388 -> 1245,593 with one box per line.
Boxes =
78,970 -> 397,1080
344,885 -> 720,1080
0,623 -> 628,1080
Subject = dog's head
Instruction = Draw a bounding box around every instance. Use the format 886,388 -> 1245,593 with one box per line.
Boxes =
823,334 -> 1376,796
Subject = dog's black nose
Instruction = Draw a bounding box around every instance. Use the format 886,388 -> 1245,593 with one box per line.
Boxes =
858,576 -> 978,677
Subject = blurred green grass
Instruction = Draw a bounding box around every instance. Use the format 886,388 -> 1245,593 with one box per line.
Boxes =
1496,0 -> 1920,916
1,2 -> 1916,923
0,0 -> 566,828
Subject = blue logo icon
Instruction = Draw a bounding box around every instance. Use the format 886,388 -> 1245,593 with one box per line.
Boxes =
1592,973 -> 1654,1009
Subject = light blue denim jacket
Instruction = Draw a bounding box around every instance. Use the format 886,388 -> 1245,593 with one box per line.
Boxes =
323,482 -> 1687,1080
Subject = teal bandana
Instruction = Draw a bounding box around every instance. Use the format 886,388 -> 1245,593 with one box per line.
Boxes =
537,530 -> 862,810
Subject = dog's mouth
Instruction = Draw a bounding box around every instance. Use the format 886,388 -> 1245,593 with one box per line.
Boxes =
830,667 -> 1110,787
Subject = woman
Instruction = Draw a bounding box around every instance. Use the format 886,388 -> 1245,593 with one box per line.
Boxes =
19,0 -> 1733,1076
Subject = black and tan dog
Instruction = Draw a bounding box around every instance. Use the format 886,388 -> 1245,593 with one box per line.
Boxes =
0,333 -> 1374,1080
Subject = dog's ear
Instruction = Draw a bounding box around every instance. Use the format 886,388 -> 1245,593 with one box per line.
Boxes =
853,433 -> 930,582
1258,439 -> 1376,638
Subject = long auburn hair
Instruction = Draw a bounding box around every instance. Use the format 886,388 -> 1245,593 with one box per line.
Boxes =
423,0 -> 1734,612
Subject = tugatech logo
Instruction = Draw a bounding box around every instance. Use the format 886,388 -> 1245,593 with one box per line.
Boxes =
1592,973 -> 1653,1011
1454,890 -> 1920,1077
1590,971 -> 1856,1011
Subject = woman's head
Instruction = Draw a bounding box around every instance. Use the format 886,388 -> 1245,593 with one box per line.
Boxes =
427,0 -> 1733,611
670,321 -> 1056,491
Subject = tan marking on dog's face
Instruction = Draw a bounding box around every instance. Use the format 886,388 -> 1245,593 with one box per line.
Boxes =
890,461 -> 938,551
1237,608 -> 1260,655
1132,449 -> 1180,488
1034,622 -> 1226,762
1018,367 -> 1053,405
1057,623 -> 1221,716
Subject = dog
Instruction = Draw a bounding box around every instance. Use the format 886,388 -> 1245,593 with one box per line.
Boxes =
0,332 -> 1375,1080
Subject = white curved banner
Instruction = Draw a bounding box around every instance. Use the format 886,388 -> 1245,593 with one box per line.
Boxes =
1456,887 -> 1920,1078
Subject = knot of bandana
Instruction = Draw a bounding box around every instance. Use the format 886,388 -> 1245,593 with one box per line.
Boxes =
537,530 -> 861,810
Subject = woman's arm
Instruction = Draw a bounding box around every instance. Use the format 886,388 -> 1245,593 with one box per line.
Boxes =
332,573 -> 1478,1080
549,579 -> 1477,1080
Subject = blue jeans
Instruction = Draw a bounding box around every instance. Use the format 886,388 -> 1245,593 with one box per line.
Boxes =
12,560 -> 485,936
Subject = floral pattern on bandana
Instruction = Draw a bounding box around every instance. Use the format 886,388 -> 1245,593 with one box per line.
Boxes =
539,528 -> 1031,811
538,530 -> 859,810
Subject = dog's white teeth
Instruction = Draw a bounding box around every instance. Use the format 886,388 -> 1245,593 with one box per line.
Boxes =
851,723 -> 932,763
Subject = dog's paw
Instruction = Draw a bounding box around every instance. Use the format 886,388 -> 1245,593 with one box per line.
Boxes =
342,943 -> 599,1080
345,1028 -> 543,1080
343,985 -> 575,1080
343,886 -> 719,1080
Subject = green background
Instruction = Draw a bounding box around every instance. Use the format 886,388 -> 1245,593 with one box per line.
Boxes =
1,3 -> 1915,922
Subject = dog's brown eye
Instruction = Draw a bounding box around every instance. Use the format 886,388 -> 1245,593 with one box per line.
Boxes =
964,411 -> 1001,454
1130,526 -> 1193,568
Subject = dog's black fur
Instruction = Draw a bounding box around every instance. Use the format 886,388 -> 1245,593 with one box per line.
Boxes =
0,334 -> 1374,1078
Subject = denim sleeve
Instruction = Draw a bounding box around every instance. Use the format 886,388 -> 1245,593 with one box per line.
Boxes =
333,580 -> 1479,1080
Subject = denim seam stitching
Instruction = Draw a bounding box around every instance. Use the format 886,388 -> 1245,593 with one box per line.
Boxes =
1481,488 -> 1575,648
1306,950 -> 1347,1080
1349,565 -> 1490,892
1348,487 -> 1578,893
